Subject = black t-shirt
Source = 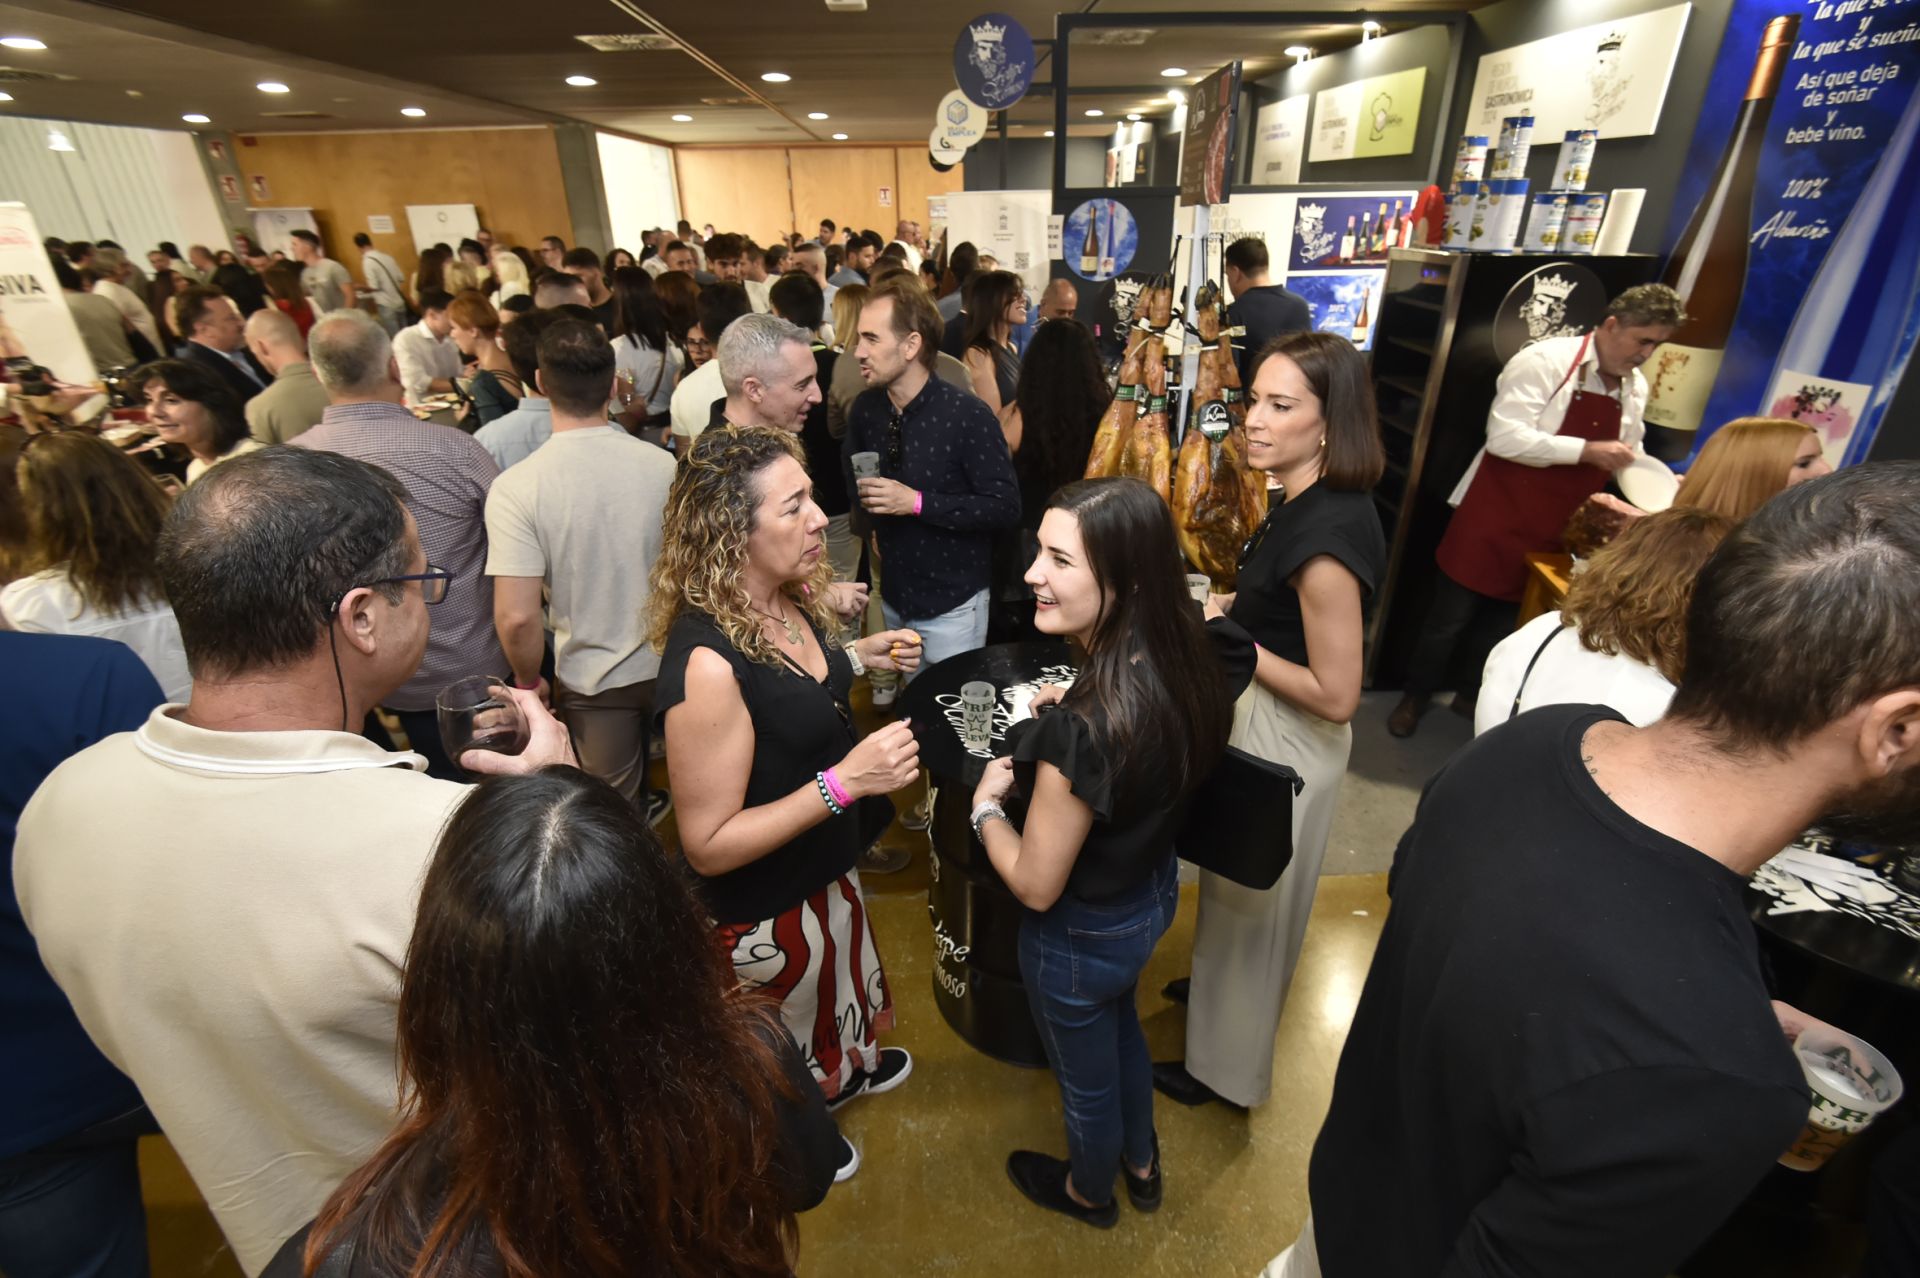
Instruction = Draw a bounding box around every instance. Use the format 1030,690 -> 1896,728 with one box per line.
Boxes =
1309,705 -> 1808,1278
1007,618 -> 1256,903
590,297 -> 619,333
1227,284 -> 1312,386
654,611 -> 890,924
1229,483 -> 1385,665
799,346 -> 849,516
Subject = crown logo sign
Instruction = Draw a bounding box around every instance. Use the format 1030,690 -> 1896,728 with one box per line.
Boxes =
1298,202 -> 1326,222
971,19 -> 1006,43
1597,30 -> 1625,52
1531,273 -> 1577,302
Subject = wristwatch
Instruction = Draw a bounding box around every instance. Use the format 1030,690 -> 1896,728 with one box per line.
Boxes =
970,800 -> 1009,843
845,641 -> 866,677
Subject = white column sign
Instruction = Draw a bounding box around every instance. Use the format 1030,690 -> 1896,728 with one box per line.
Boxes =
0,203 -> 97,384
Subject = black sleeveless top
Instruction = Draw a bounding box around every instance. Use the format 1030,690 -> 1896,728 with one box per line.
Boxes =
655,610 -> 891,924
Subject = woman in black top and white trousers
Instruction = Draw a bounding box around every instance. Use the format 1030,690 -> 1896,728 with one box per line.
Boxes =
970,477 -> 1252,1225
1155,332 -> 1388,1112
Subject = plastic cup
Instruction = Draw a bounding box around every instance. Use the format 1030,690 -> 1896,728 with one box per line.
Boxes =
1779,1026 -> 1904,1171
1186,573 -> 1212,603
851,451 -> 881,479
960,681 -> 996,752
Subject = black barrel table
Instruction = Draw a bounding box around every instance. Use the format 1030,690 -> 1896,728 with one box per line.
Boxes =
898,640 -> 1077,1068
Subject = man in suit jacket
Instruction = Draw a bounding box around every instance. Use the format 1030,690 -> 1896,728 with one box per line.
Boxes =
175,286 -> 270,404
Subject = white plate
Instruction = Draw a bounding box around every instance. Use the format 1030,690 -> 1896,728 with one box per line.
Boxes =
1618,454 -> 1679,512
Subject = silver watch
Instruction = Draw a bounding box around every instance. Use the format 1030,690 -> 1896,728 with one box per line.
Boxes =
971,800 -> 1008,843
845,641 -> 866,677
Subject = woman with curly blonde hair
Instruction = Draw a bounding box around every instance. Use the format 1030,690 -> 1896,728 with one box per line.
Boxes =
1475,506 -> 1734,735
650,424 -> 925,1128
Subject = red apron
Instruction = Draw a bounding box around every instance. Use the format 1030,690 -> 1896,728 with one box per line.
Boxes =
1435,334 -> 1621,602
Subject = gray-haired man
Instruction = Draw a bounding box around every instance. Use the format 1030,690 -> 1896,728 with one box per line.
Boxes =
714,311 -> 823,434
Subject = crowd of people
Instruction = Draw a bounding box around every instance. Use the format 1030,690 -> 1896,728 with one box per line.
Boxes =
2,209 -> 1918,1278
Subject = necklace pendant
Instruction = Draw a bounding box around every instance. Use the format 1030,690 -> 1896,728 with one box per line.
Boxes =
783,616 -> 803,645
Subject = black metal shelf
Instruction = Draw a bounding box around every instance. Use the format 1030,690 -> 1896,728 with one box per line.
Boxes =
1387,335 -> 1435,358
1379,375 -> 1429,400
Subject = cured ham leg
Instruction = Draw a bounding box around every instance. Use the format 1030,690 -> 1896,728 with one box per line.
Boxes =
1086,328 -> 1151,478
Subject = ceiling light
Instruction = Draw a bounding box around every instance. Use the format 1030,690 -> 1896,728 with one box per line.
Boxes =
1127,113 -> 1142,121
400,107 -> 426,117
1285,46 -> 1313,58
761,71 -> 791,83
1044,130 -> 1054,137
182,113 -> 210,124
1362,20 -> 1383,32
0,92 -> 14,102
671,112 -> 693,122
565,74 -> 597,87
126,89 -> 143,98
46,129 -> 74,152
1160,67 -> 1186,77
1165,88 -> 1186,104
831,132 -> 848,140
257,81 -> 290,93
1,36 -> 47,50
807,111 -> 829,120
1084,108 -> 1104,117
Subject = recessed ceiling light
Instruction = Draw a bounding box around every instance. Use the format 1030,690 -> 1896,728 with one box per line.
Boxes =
400,107 -> 426,117
565,74 -> 597,87
671,112 -> 693,122
257,81 -> 290,93
182,113 -> 210,124
1362,20 -> 1383,33
1,36 -> 47,50
807,111 -> 829,120
126,89 -> 143,98
1043,130 -> 1054,137
831,132 -> 848,140
1126,113 -> 1142,121
1285,46 -> 1312,58
46,129 -> 74,152
0,92 -> 16,102
1165,89 -> 1186,104
1160,67 -> 1186,77
1084,108 -> 1104,117
761,71 -> 791,83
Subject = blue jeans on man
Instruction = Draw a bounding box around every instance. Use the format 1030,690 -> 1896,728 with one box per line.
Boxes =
881,588 -> 990,683
1018,854 -> 1180,1204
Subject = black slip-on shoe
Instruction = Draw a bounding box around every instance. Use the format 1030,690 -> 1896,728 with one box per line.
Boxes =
1005,1151 -> 1118,1229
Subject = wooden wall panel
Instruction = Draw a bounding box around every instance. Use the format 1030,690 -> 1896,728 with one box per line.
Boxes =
789,146 -> 898,243
673,149 -> 794,245
235,127 -> 571,280
894,146 -> 966,230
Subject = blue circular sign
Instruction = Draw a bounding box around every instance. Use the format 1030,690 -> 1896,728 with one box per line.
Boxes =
953,13 -> 1036,112
1065,198 -> 1138,283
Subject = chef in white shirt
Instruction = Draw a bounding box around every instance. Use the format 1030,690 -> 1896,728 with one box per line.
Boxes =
1386,282 -> 1684,739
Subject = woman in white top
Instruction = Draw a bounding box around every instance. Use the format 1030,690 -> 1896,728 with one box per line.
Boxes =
1477,507 -> 1733,735
136,359 -> 263,485
608,266 -> 678,428
2,431 -> 191,701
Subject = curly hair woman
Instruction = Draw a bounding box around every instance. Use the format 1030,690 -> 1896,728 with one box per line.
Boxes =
2,430 -> 190,700
649,425 -> 924,1129
1476,506 -> 1734,735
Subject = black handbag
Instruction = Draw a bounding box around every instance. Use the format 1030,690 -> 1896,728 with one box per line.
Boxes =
1174,745 -> 1305,891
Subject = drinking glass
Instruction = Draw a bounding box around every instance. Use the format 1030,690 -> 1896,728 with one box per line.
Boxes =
437,676 -> 530,764
1779,1025 -> 1904,1171
960,681 -> 996,752
1186,573 -> 1212,603
851,451 -> 882,479
612,368 -> 637,410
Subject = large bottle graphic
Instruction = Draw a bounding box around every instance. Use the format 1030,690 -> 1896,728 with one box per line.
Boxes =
1762,83 -> 1920,467
1080,203 -> 1099,275
1641,13 -> 1798,460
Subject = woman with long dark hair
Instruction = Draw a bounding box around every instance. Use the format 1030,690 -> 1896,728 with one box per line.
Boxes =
267,767 -> 844,1278
2,431 -> 189,700
1155,331 -> 1387,1113
970,476 -> 1251,1225
609,265 -> 677,428
961,269 -> 1027,423
653,269 -> 701,361
134,359 -> 260,484
409,246 -> 451,308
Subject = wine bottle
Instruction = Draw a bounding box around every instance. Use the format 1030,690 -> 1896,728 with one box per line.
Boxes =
1359,212 -> 1373,262
1351,285 -> 1372,348
1761,83 -> 1920,468
1373,201 -> 1389,255
1079,205 -> 1099,275
1338,215 -> 1356,263
1390,198 -> 1406,251
1641,13 -> 1798,459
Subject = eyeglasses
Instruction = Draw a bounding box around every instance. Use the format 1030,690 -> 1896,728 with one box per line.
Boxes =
365,564 -> 453,605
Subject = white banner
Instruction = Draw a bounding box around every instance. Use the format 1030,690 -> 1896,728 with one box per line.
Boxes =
248,208 -> 317,257
405,203 -> 481,256
0,203 -> 97,385
941,189 -> 1051,297
1249,95 -> 1308,185
1463,2 -> 1691,141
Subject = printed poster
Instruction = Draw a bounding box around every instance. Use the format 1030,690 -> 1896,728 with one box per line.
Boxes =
1463,2 -> 1692,141
1179,62 -> 1242,208
1249,94 -> 1308,184
1283,272 -> 1381,351
1288,192 -> 1420,270
1309,67 -> 1426,162
0,203 -> 99,384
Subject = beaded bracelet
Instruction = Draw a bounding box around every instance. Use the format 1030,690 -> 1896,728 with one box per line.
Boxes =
815,772 -> 844,816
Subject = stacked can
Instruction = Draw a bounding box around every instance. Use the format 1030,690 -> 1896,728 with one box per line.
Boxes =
1446,182 -> 1483,249
1470,179 -> 1530,252
1562,192 -> 1610,253
1522,192 -> 1571,251
1490,115 -> 1535,180
1450,135 -> 1490,190
1549,129 -> 1600,192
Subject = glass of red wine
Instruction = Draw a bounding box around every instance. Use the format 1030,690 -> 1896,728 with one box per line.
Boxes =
436,676 -> 530,765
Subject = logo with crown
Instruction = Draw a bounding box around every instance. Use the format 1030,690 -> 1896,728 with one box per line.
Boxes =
1532,273 -> 1577,302
970,18 -> 1006,46
962,13 -> 1030,107
1597,30 -> 1625,53
1295,202 -> 1334,262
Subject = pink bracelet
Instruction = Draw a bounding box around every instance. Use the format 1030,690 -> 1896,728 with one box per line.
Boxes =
823,767 -> 853,809
912,490 -> 923,516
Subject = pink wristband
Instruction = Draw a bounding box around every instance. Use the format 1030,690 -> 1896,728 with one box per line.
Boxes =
823,768 -> 853,809
912,490 -> 924,516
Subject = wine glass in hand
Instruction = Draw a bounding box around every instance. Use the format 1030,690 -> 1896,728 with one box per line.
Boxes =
437,676 -> 530,764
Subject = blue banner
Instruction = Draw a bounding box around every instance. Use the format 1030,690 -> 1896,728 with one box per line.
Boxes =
1663,0 -> 1920,466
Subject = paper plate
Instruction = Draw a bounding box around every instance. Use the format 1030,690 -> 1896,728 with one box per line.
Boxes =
1618,454 -> 1679,512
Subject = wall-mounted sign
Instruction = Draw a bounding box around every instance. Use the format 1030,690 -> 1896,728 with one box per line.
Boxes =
1179,62 -> 1242,209
367,214 -> 395,234
218,174 -> 241,203
206,137 -> 227,163
878,186 -> 893,208
248,174 -> 271,202
1249,94 -> 1308,185
1463,2 -> 1691,142
1066,197 -> 1138,281
1309,67 -> 1426,162
953,12 -> 1035,111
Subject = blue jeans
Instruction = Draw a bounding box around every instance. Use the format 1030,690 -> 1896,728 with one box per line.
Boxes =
0,1110 -> 152,1278
1018,855 -> 1180,1205
881,588 -> 989,684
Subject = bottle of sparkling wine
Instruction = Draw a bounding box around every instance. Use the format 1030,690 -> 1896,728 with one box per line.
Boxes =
1351,285 -> 1371,348
1338,215 -> 1357,263
1079,205 -> 1099,275
1641,13 -> 1798,459
1761,83 -> 1920,468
